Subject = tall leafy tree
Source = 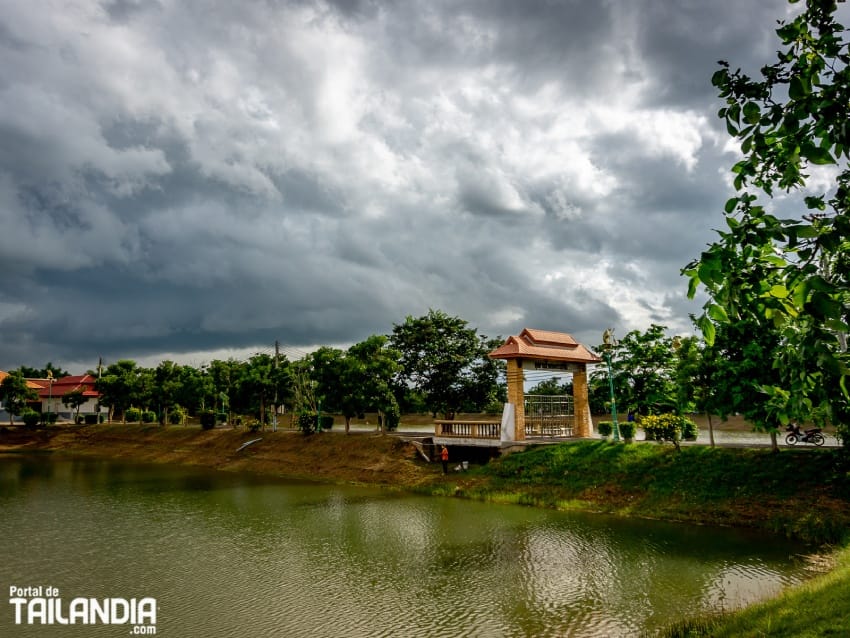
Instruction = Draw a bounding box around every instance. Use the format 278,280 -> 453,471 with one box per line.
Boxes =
95,360 -> 140,423
0,372 -> 37,425
686,0 -> 850,442
390,309 -> 495,418
347,335 -> 402,432
592,325 -> 676,416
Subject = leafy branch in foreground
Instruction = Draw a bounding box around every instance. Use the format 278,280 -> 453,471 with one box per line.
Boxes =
686,0 -> 849,442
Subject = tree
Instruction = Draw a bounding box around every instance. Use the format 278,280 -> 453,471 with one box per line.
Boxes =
686,0 -> 850,443
61,388 -> 87,422
237,354 -> 291,429
591,325 -> 676,416
390,309 -> 496,418
527,377 -> 571,396
346,335 -> 402,433
154,361 -> 182,426
17,362 -> 69,379
0,372 -> 37,425
95,360 -> 140,423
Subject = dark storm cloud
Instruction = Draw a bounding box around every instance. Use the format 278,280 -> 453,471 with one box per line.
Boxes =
0,0 -> 812,369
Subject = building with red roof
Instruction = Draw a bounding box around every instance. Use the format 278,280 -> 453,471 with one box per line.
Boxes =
37,374 -> 101,421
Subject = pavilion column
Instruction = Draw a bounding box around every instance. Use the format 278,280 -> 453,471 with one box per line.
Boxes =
506,358 -> 526,440
572,365 -> 593,437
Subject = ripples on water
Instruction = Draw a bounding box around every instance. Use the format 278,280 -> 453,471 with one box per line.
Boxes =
0,456 -> 811,637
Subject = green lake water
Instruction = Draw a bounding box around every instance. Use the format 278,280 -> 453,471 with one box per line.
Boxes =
0,455 -> 814,637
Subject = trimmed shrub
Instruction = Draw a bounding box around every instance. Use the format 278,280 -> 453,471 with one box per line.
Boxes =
641,413 -> 698,450
319,415 -> 334,431
22,410 -> 40,428
169,407 -> 185,425
597,421 -> 613,437
298,412 -> 317,435
84,414 -> 98,425
141,410 -> 156,424
125,408 -> 141,423
40,412 -> 57,425
199,410 -> 216,430
619,421 -> 637,441
248,420 -> 262,433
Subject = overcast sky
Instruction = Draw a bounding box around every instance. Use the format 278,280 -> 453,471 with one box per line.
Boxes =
0,0 -> 823,371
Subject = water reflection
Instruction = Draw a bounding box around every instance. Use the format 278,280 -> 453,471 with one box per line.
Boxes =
0,455 -> 811,637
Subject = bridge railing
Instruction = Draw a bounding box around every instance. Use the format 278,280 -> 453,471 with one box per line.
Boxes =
434,420 -> 501,439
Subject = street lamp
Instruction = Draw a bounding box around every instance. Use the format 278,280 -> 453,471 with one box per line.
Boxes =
46,370 -> 55,424
602,328 -> 620,442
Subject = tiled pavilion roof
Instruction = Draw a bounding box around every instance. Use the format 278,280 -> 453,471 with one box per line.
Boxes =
489,328 -> 601,364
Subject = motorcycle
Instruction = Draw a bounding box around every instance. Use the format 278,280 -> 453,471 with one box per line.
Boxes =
785,423 -> 825,447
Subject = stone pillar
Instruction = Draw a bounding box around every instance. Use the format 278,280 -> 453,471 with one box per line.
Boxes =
572,365 -> 593,437
506,358 -> 526,440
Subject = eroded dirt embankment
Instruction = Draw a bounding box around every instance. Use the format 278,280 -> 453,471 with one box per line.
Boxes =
0,424 -> 435,486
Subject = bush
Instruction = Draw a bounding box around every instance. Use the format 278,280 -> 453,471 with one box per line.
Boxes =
125,408 -> 141,423
641,413 -> 698,450
199,410 -> 216,430
619,421 -> 637,441
40,412 -> 57,425
22,410 -> 40,428
384,407 -> 400,432
84,414 -> 98,425
141,410 -> 156,424
597,421 -> 613,437
298,412 -> 317,435
169,407 -> 185,425
248,420 -> 262,433
76,415 -> 84,424
318,415 -> 334,431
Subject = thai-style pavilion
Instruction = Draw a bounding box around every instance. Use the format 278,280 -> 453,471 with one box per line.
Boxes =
432,328 -> 601,448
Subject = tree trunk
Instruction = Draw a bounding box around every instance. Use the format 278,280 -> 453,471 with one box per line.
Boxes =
707,413 -> 715,447
770,430 -> 778,452
345,415 -> 351,435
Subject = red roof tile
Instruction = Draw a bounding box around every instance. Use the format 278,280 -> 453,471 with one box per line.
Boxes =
36,374 -> 100,399
489,328 -> 601,364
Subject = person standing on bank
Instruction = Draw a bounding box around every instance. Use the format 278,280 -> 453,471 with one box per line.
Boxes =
441,446 -> 449,474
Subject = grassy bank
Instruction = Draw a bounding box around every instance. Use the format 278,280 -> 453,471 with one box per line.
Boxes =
427,440 -> 850,544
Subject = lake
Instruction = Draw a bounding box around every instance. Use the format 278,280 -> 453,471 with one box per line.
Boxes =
0,455 -> 814,637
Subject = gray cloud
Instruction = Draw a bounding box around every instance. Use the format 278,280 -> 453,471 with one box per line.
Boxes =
0,0 -> 826,370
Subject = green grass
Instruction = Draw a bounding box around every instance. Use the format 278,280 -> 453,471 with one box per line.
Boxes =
446,441 -> 850,543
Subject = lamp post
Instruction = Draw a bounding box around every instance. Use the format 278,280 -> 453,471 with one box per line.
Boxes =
602,329 -> 620,442
46,370 -> 54,423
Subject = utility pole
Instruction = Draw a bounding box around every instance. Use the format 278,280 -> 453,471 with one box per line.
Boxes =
273,340 -> 280,431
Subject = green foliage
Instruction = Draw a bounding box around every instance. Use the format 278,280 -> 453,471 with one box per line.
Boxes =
84,414 -> 98,425
618,421 -> 637,441
96,360 -> 141,423
384,405 -> 400,431
687,0 -> 850,444
591,324 -> 677,416
297,412 -> 317,435
169,406 -> 185,425
390,309 -> 505,418
16,363 -> 69,379
318,415 -> 334,431
61,388 -> 87,421
21,410 -> 40,428
597,421 -> 613,437
641,413 -> 698,450
527,377 -> 572,396
40,412 -> 57,425
0,371 -> 38,425
141,410 -> 156,424
125,407 -> 141,422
